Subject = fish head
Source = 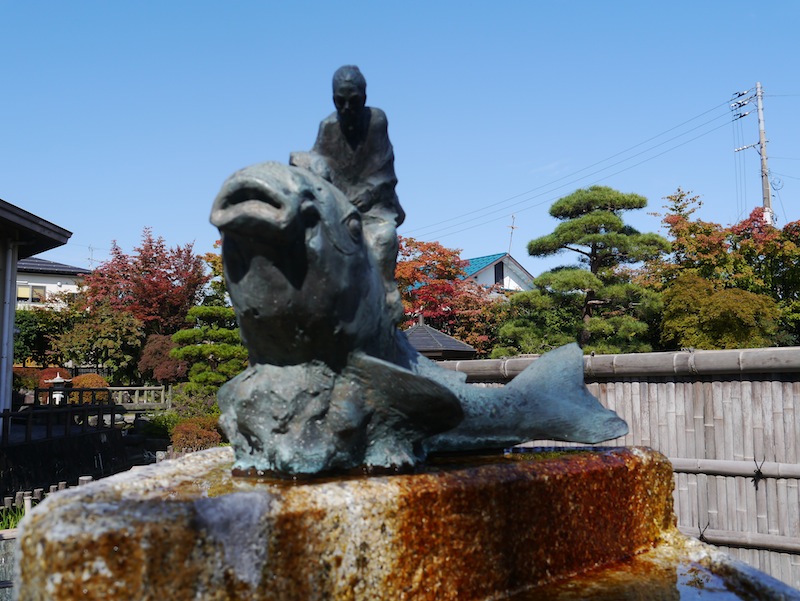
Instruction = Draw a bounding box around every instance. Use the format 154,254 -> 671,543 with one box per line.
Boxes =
210,162 -> 386,367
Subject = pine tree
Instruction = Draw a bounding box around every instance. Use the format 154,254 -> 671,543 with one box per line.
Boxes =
526,186 -> 668,351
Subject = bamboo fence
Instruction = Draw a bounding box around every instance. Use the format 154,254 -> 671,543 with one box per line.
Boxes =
442,346 -> 800,589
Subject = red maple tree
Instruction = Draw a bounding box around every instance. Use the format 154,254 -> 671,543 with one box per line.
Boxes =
395,236 -> 504,354
83,228 -> 209,336
395,236 -> 468,324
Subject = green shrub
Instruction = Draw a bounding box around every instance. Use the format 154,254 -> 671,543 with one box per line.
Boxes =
13,367 -> 40,391
141,411 -> 182,439
489,346 -> 519,359
171,415 -> 222,452
0,505 -> 28,530
169,384 -> 220,419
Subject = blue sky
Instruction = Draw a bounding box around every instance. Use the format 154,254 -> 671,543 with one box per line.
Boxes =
1,2 -> 798,278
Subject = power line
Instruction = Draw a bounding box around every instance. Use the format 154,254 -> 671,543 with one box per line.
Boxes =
406,100 -> 732,239
771,170 -> 800,181
775,186 -> 788,225
732,109 -> 745,220
418,119 -> 732,241
731,95 -> 751,221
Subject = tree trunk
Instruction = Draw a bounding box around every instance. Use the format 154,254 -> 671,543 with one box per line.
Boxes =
580,290 -> 594,347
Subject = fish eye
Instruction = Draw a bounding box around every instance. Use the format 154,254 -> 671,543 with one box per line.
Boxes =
345,213 -> 363,241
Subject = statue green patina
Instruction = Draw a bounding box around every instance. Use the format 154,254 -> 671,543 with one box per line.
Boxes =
210,67 -> 628,477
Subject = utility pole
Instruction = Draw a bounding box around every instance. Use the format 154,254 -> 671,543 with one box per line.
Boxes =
756,82 -> 773,225
732,82 -> 773,225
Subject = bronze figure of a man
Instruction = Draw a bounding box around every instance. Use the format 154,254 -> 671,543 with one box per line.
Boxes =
291,65 -> 405,321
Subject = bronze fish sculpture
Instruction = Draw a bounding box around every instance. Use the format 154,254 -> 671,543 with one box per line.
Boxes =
210,162 -> 627,476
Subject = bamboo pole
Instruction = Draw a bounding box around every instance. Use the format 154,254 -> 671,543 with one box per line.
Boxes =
784,381 -> 796,465
670,458 -> 800,479
442,347 -> 800,381
640,381 -> 651,448
680,527 -> 800,554
733,378 -> 744,459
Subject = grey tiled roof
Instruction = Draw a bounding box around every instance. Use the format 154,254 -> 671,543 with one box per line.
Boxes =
17,257 -> 91,276
404,322 -> 475,359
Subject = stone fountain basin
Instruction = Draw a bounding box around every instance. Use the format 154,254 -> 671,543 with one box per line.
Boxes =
14,446 -> 799,600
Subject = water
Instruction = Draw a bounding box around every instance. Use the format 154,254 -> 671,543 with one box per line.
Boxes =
509,543 -> 772,600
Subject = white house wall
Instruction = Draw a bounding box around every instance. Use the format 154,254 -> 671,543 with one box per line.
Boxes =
470,260 -> 532,292
501,275 -> 525,291
16,272 -> 83,310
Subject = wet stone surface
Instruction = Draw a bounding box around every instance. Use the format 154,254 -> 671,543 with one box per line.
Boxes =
511,532 -> 786,600
14,446 -> 794,600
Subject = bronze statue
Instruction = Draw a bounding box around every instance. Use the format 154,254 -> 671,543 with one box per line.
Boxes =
210,67 -> 628,477
290,65 -> 404,322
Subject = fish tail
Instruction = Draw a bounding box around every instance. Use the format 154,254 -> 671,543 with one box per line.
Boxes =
507,343 -> 628,443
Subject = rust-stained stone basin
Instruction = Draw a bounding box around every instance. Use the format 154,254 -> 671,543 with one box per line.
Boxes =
510,529 -> 798,600
14,446 -> 799,600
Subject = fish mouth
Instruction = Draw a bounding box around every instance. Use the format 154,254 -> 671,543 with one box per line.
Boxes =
210,167 -> 298,237
223,185 -> 284,212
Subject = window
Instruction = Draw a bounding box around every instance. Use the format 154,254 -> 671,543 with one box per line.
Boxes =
16,285 -> 30,303
494,262 -> 504,285
17,285 -> 47,303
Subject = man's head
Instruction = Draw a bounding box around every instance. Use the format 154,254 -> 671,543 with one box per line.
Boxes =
332,66 -> 367,130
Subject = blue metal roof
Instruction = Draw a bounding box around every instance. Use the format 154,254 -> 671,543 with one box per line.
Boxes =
462,253 -> 507,279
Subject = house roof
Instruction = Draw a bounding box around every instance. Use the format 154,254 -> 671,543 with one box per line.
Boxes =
403,319 -> 476,360
463,253 -> 508,279
17,257 -> 91,276
462,252 -> 535,290
0,198 -> 72,259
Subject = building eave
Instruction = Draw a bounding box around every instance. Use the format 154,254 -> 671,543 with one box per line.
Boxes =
0,199 -> 72,258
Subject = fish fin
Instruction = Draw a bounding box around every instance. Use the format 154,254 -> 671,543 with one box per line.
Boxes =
507,343 -> 586,397
347,353 -> 463,433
